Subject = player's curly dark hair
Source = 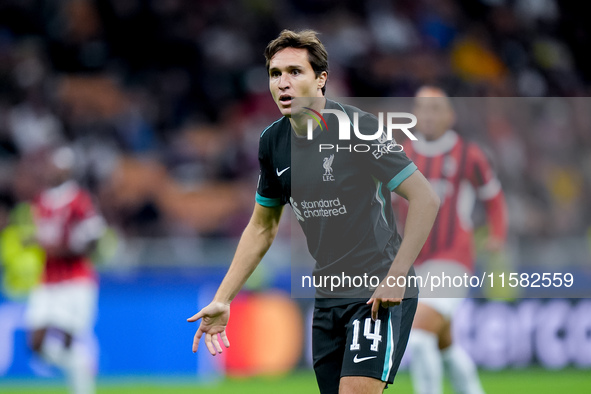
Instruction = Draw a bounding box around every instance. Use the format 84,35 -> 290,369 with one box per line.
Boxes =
264,29 -> 329,95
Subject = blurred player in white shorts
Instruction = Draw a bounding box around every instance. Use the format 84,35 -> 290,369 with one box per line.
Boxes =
25,146 -> 105,394
394,87 -> 508,394
414,260 -> 471,320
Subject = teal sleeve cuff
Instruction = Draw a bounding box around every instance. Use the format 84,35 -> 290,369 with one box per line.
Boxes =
255,192 -> 281,207
386,163 -> 418,191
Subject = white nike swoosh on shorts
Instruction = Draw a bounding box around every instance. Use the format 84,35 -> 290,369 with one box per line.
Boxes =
353,355 -> 377,363
276,167 -> 290,176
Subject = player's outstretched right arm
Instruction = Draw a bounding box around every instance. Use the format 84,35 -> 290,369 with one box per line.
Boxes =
187,202 -> 284,355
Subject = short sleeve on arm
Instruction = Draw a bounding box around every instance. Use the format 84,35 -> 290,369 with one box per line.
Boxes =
73,190 -> 102,222
357,113 -> 417,191
466,143 -> 502,200
255,191 -> 281,207
386,162 -> 418,191
69,190 -> 106,252
255,134 -> 282,207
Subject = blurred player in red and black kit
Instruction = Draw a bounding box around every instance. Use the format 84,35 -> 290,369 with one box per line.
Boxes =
395,86 -> 507,394
25,146 -> 105,394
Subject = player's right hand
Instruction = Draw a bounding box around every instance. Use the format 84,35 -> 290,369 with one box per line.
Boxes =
187,301 -> 230,356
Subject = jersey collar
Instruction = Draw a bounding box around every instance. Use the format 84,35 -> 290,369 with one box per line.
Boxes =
412,130 -> 458,157
40,180 -> 79,209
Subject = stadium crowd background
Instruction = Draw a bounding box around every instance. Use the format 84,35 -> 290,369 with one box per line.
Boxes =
0,0 -> 590,263
0,0 -> 590,387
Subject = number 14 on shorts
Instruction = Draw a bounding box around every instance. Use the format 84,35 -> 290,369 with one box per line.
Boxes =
350,318 -> 382,352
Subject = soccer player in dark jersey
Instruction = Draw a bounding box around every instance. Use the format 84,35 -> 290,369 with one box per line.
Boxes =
188,30 -> 440,394
395,86 -> 508,394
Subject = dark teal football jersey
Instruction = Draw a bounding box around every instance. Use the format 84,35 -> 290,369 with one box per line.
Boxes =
256,99 -> 419,303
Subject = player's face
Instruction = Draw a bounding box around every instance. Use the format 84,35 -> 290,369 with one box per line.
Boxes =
413,90 -> 455,141
268,47 -> 326,117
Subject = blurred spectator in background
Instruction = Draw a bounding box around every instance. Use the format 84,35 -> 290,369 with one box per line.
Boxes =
0,201 -> 45,300
24,146 -> 105,394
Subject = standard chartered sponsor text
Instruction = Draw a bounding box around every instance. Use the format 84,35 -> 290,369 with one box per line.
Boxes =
300,197 -> 347,218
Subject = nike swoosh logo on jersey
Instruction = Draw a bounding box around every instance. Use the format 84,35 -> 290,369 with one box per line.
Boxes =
276,167 -> 290,176
353,355 -> 377,363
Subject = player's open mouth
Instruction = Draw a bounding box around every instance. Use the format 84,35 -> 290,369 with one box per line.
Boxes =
279,95 -> 292,105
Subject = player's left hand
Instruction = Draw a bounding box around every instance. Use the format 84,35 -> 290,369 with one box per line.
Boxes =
366,297 -> 403,321
366,275 -> 406,321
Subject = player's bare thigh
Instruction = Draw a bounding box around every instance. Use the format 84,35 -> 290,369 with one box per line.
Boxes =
438,321 -> 452,349
412,260 -> 469,337
340,376 -> 386,394
30,327 -> 75,352
413,302 -> 454,349
412,302 -> 446,334
30,328 -> 47,353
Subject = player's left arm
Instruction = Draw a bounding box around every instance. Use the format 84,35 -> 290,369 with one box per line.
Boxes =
355,115 -> 439,318
368,171 -> 440,319
467,144 -> 508,252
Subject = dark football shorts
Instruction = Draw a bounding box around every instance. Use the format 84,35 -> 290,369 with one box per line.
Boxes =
312,297 -> 417,394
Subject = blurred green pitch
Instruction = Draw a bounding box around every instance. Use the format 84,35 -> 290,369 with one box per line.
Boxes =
1,368 -> 590,393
